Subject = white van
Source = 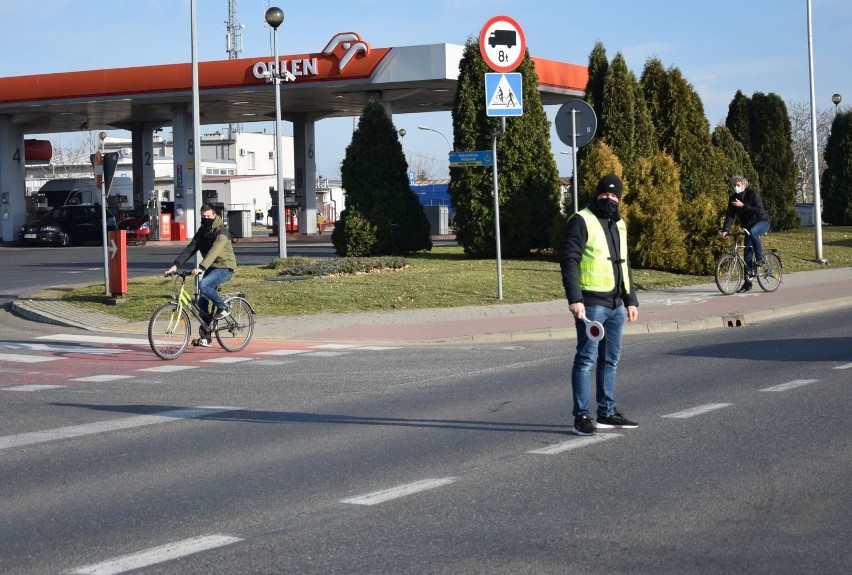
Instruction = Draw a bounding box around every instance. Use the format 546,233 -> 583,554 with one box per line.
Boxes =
36,177 -> 135,215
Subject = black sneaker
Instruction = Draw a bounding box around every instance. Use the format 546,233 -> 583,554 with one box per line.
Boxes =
572,415 -> 597,436
737,280 -> 753,293
195,338 -> 212,347
214,306 -> 231,320
596,412 -> 638,429
746,268 -> 756,279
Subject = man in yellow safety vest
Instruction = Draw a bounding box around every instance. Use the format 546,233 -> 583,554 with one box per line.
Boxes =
560,173 -> 639,436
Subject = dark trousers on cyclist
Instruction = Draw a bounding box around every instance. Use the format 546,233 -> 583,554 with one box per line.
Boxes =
198,267 -> 233,323
745,220 -> 770,270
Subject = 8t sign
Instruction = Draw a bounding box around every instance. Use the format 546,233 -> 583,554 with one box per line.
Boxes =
479,15 -> 526,73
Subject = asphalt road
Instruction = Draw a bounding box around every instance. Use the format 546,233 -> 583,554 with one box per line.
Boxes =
1,307 -> 850,574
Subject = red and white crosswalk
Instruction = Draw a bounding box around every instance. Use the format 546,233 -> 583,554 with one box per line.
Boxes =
0,335 -> 399,391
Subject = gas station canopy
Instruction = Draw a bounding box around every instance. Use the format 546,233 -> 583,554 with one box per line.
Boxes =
0,35 -> 587,134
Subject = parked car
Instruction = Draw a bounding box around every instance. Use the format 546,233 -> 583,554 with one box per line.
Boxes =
118,206 -> 151,244
18,205 -> 117,246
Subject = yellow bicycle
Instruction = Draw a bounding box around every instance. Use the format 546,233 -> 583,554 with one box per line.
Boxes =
147,271 -> 255,360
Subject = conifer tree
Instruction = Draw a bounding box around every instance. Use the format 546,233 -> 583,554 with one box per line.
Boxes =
624,153 -> 687,272
449,38 -> 561,257
332,100 -> 432,256
600,53 -> 637,167
821,109 -> 852,225
726,92 -> 799,229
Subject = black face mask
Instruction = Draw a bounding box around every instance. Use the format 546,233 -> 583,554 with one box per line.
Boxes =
595,197 -> 619,218
200,218 -> 214,229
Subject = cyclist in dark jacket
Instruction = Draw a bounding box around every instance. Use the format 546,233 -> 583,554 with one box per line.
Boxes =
719,175 -> 770,292
165,204 -> 237,346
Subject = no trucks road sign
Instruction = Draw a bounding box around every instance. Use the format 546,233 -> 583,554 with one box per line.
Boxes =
479,15 -> 526,73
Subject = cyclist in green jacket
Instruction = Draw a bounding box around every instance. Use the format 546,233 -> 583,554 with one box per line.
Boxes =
165,204 -> 237,346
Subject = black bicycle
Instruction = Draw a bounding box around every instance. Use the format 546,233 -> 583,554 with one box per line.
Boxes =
714,231 -> 782,295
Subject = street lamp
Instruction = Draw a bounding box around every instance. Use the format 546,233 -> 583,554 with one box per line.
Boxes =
265,6 -> 287,258
417,125 -> 451,149
832,93 -> 842,113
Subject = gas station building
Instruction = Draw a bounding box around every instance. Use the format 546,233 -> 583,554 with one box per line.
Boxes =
0,32 -> 586,243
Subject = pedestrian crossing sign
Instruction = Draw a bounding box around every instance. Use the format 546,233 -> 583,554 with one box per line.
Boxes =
485,72 -> 523,117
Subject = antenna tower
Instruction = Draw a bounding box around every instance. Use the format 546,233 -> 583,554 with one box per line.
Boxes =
226,0 -> 244,135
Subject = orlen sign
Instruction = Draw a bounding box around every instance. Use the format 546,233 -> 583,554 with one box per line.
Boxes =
252,32 -> 389,82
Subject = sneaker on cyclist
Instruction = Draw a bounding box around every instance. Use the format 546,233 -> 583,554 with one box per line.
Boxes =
213,305 -> 231,320
737,280 -> 753,293
596,411 -> 638,429
196,337 -> 212,347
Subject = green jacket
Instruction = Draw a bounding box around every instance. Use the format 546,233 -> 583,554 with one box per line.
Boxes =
172,215 -> 237,271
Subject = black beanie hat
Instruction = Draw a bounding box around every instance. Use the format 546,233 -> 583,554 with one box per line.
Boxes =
596,173 -> 623,200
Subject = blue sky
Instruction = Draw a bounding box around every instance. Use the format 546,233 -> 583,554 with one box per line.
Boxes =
2,0 -> 849,179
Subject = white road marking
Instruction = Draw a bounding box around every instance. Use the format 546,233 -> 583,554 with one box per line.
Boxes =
341,477 -> 457,506
2,384 -> 65,392
67,534 -> 242,575
0,353 -> 61,363
357,346 -> 401,351
37,334 -> 149,346
662,403 -> 732,419
71,375 -> 137,383
254,349 -> 306,356
303,351 -> 349,357
200,357 -> 254,364
834,362 -> 852,370
527,433 -> 621,454
760,379 -> 819,392
251,359 -> 297,366
138,365 -> 200,373
1,342 -> 128,355
312,343 -> 359,349
0,406 -> 240,451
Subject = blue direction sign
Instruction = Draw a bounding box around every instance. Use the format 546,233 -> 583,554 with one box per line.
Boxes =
449,150 -> 494,167
485,72 -> 523,117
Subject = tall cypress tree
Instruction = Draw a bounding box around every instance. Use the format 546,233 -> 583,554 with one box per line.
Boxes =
600,53 -> 637,167
332,100 -> 432,256
449,37 -> 560,257
726,92 -> 799,229
821,109 -> 852,225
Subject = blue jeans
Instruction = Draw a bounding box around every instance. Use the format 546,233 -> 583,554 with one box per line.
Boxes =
571,304 -> 626,418
198,267 -> 233,322
745,220 -> 770,269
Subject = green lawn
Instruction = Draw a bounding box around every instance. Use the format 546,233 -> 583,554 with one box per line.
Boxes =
64,226 -> 852,322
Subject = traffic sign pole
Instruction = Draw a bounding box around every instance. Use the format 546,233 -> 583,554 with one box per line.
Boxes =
480,15 -> 525,300
492,117 -> 506,301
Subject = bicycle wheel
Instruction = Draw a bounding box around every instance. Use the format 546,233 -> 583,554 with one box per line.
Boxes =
214,297 -> 254,352
715,254 -> 743,295
756,252 -> 783,292
148,303 -> 191,360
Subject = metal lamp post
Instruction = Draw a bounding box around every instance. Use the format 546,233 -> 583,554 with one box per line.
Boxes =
98,131 -> 110,296
417,125 -> 451,149
832,93 -> 842,114
265,6 -> 287,258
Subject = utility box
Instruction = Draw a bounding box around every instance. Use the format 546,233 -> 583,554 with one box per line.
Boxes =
227,210 -> 252,238
171,221 -> 187,241
159,213 -> 172,240
423,205 -> 449,236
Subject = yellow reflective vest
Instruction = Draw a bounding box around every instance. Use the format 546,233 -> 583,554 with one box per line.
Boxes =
576,208 -> 630,295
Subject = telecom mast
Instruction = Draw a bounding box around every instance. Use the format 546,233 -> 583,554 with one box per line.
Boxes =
225,0 -> 244,135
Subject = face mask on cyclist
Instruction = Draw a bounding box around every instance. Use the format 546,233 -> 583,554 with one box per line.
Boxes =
200,217 -> 214,229
734,185 -> 744,195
